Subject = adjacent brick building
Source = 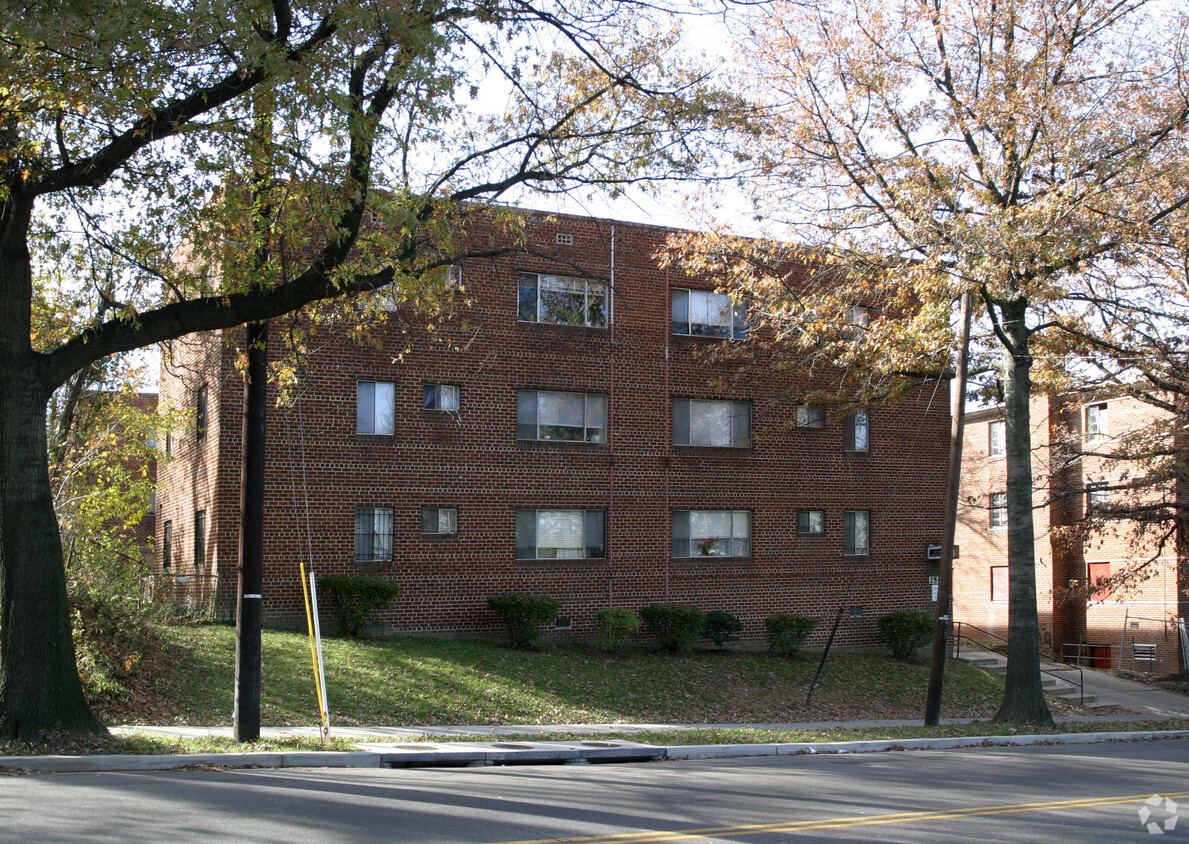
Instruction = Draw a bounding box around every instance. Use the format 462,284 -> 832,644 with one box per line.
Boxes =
156,209 -> 951,646
954,394 -> 1188,674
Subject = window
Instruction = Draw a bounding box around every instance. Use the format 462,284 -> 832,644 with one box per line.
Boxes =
516,509 -> 605,559
844,411 -> 869,452
447,263 -> 464,291
518,272 -> 607,328
161,520 -> 172,571
193,510 -> 206,569
847,305 -> 870,329
673,510 -> 751,558
355,507 -> 394,563
424,384 -> 460,411
164,429 -> 173,457
1087,483 -> 1110,512
517,390 -> 607,443
357,380 -> 395,435
671,288 -> 747,340
1086,403 -> 1108,442
1088,562 -> 1112,601
798,510 -> 824,534
844,510 -> 869,556
421,507 -> 458,536
797,404 -> 824,428
673,398 -> 750,447
195,385 -> 208,441
991,566 -> 1009,602
990,492 -> 1008,529
988,420 -> 1006,458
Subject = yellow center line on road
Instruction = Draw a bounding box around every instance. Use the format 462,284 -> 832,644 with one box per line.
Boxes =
491,791 -> 1189,844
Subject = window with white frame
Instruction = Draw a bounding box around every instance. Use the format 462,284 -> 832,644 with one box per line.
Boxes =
517,390 -> 607,442
844,411 -> 869,452
357,380 -> 395,435
355,507 -> 394,563
989,420 -> 1006,458
516,509 -> 605,559
518,273 -> 607,328
1087,483 -> 1110,511
798,510 -> 824,534
673,398 -> 750,447
1086,403 -> 1108,442
421,507 -> 458,536
797,404 -> 825,428
844,510 -> 869,556
673,510 -> 751,558
671,288 -> 748,339
990,492 -> 1007,529
423,384 -> 460,411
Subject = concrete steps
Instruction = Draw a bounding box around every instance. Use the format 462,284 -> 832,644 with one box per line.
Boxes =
954,647 -> 1115,708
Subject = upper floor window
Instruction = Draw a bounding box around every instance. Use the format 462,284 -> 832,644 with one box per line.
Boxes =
797,405 -> 824,428
673,399 -> 750,448
846,305 -> 870,329
421,507 -> 458,536
844,510 -> 869,556
673,509 -> 751,558
990,492 -> 1007,529
671,288 -> 747,340
195,385 -> 208,441
516,508 -> 605,559
1087,483 -> 1110,511
518,273 -> 607,328
989,420 -> 1006,458
844,411 -> 869,452
357,380 -> 395,435
1086,403 -> 1108,443
517,390 -> 606,443
355,506 -> 394,563
424,384 -> 460,411
798,509 -> 825,534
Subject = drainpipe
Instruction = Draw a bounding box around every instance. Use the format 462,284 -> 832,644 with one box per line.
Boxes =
607,225 -> 616,606
664,264 -> 672,601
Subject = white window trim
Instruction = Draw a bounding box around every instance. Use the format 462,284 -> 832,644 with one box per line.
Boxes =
990,492 -> 1008,529
357,380 -> 396,435
988,420 -> 1006,458
1086,403 -> 1108,443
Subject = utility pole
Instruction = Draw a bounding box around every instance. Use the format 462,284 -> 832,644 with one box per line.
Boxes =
234,319 -> 267,742
925,291 -> 973,725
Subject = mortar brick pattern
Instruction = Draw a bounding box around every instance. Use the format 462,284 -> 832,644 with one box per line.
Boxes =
157,210 -> 951,646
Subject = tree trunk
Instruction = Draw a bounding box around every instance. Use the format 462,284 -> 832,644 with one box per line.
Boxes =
0,377 -> 104,739
992,297 -> 1054,727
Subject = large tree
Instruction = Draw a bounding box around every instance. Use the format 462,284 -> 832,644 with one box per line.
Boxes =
0,0 -> 734,739
676,0 -> 1189,724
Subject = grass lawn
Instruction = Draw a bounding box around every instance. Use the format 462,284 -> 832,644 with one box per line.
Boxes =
100,623 -> 1087,728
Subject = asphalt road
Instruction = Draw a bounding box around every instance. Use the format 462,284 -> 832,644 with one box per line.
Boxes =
3,740 -> 1187,842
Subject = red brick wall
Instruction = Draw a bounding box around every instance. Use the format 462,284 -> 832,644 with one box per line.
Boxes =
158,210 -> 952,647
955,394 -> 1184,673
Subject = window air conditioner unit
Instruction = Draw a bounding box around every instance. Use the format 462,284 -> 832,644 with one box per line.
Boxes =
926,545 -> 943,561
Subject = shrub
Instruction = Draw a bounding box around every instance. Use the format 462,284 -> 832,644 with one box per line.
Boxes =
639,603 -> 705,653
878,609 -> 935,660
764,614 -> 818,657
70,584 -> 157,700
318,575 -> 401,637
487,593 -> 561,648
592,607 -> 641,651
702,609 -> 744,649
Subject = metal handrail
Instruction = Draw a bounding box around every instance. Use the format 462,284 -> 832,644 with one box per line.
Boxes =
952,620 -> 1084,706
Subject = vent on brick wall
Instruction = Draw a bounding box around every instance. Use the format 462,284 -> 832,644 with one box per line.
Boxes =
556,233 -> 574,245
555,616 -> 572,630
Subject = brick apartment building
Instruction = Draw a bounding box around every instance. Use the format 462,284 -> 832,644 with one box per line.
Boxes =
955,394 -> 1188,674
155,209 -> 951,646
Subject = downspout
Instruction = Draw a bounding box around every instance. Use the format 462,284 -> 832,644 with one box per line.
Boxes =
607,225 -> 616,606
664,265 -> 672,601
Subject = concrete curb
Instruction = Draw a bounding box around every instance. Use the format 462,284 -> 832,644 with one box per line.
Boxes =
3,730 -> 1188,774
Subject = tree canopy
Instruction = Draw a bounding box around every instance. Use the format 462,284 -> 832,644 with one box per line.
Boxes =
0,0 -> 737,739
